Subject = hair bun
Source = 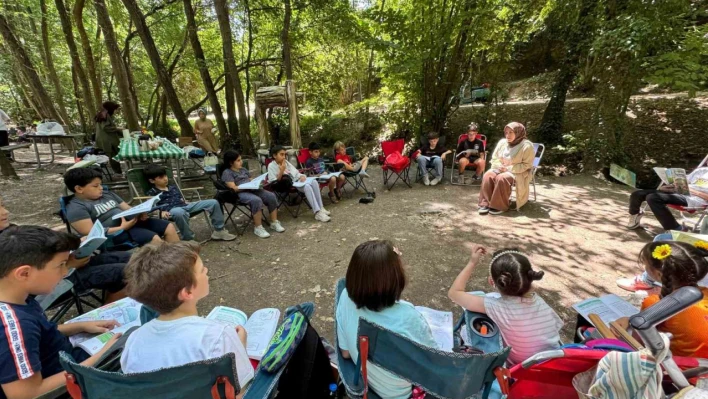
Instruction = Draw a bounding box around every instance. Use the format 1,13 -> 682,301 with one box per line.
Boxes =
528,270 -> 544,281
497,272 -> 512,288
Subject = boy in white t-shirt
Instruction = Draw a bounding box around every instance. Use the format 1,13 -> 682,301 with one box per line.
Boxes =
120,242 -> 254,393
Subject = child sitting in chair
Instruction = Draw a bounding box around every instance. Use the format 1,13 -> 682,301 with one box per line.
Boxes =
221,149 -> 284,239
306,142 -> 345,203
334,141 -> 370,178
455,123 -> 486,182
638,241 -> 708,358
121,242 -> 254,392
336,240 -> 437,399
144,164 -> 236,242
448,245 -> 563,365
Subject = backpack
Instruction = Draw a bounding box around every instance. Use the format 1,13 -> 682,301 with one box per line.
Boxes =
385,151 -> 409,170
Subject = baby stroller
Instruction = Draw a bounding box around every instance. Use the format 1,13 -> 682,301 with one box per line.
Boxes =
507,286 -> 708,398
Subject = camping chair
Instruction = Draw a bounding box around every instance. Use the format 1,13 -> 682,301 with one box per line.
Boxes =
212,163 -> 270,235
263,157 -> 312,218
125,167 -> 214,240
641,153 -> 708,232
297,148 -> 337,203
378,139 -> 412,190
411,136 -> 448,184
450,134 -> 488,186
332,146 -> 371,197
510,143 -> 545,209
37,275 -> 104,323
334,279 -> 511,399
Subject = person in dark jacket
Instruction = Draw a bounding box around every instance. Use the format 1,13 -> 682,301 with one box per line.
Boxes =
95,101 -> 124,174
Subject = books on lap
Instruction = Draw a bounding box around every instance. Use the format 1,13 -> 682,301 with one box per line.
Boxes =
293,176 -> 317,188
573,294 -> 639,326
66,298 -> 144,355
73,221 -> 107,259
654,167 -> 690,195
237,173 -> 268,190
414,306 -> 453,352
317,171 -> 342,180
111,194 -> 161,220
206,306 -> 281,360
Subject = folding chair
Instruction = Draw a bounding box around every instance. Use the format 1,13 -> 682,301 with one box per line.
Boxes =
36,276 -> 104,323
212,163 -> 269,235
510,143 -> 545,209
378,139 -> 412,190
641,153 -> 708,232
450,133 -> 488,186
411,135 -> 448,183
264,157 -> 311,218
332,146 -> 371,197
334,279 -> 511,399
297,148 -> 337,203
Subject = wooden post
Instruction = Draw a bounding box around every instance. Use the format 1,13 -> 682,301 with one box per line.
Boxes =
252,81 -> 270,149
286,80 -> 301,149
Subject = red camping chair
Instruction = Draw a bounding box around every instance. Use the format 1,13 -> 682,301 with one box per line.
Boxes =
378,139 -> 412,190
264,157 -> 311,218
297,148 -> 337,204
450,133 -> 488,186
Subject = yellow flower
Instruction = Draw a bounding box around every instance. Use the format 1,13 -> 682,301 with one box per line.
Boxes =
652,244 -> 672,260
695,241 -> 708,251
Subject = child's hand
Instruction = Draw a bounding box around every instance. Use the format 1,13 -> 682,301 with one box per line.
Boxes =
67,253 -> 91,268
467,244 -> 487,264
235,325 -> 248,344
161,211 -> 171,219
279,162 -> 286,172
139,213 -> 149,221
82,320 -> 120,334
119,217 -> 138,230
299,175 -> 307,182
659,184 -> 676,193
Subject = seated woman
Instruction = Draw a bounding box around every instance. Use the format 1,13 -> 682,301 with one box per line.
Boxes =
626,167 -> 708,231
478,122 -> 534,215
336,240 -> 437,399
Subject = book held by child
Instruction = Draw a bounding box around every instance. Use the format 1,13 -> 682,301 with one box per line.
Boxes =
66,297 -> 144,355
72,220 -> 107,259
573,294 -> 639,326
206,306 -> 281,360
414,306 -> 454,352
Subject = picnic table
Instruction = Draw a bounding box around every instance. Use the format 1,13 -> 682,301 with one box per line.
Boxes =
24,133 -> 85,168
115,138 -> 187,185
0,143 -> 32,161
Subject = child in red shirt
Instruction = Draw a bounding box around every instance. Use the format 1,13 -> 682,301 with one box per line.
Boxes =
334,141 -> 369,178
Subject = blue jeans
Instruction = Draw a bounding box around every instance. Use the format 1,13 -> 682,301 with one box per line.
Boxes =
418,157 -> 443,178
169,199 -> 225,240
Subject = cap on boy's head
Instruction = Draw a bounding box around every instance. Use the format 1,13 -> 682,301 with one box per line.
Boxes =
270,145 -> 285,157
427,131 -> 439,140
63,167 -> 103,193
308,142 -> 321,151
0,226 -> 80,278
144,164 -> 168,182
125,241 -> 201,314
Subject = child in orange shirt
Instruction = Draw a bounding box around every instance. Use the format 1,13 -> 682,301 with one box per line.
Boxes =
639,241 -> 708,358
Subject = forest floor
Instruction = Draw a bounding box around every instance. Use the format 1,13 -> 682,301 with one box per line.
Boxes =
1,147 -> 673,342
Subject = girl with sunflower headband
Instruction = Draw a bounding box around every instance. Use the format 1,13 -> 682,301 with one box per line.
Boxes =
638,241 -> 708,358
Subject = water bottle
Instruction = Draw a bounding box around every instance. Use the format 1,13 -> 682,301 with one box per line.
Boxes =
328,383 -> 338,397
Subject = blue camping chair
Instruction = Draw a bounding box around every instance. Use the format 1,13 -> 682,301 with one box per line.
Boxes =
334,279 -> 511,399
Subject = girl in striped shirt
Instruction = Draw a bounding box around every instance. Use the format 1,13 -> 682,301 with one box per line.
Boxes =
448,245 -> 563,365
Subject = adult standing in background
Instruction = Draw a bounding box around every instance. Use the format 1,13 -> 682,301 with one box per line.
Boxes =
0,108 -> 11,147
95,101 -> 124,175
193,109 -> 220,154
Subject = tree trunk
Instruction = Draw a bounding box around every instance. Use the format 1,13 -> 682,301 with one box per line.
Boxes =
73,0 -> 102,110
182,0 -> 229,144
213,0 -> 255,155
281,0 -> 293,80
55,0 -> 96,119
94,0 -> 141,131
72,66 -> 88,134
121,0 -> 194,137
223,75 -> 239,149
39,0 -> 71,125
286,80 -> 301,148
0,14 -> 63,122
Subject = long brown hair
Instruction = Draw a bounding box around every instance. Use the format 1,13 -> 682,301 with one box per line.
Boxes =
345,240 -> 406,311
95,101 -> 121,123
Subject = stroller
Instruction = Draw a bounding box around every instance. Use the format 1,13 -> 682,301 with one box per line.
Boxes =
508,286 -> 708,398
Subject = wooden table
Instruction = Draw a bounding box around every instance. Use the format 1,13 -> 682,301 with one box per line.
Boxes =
24,134 -> 85,169
0,143 -> 32,161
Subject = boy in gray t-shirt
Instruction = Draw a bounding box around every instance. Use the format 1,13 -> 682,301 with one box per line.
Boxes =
64,167 -> 179,246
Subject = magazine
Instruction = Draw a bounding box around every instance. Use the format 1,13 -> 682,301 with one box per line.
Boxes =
237,173 -> 268,190
654,167 -> 690,195
66,298 -> 144,355
206,306 -> 281,360
111,194 -> 161,220
572,294 -> 639,326
293,176 -> 317,188
414,306 -> 453,352
72,221 -> 107,259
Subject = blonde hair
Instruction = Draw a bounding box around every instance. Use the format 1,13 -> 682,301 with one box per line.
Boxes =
333,141 -> 345,151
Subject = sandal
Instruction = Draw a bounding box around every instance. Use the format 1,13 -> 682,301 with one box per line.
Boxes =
335,188 -> 343,200
329,192 -> 339,204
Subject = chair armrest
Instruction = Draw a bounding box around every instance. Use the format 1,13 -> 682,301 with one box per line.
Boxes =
182,187 -> 204,191
134,196 -> 153,201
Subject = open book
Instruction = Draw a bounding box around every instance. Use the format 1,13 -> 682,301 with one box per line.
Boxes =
206,306 -> 281,360
67,298 -> 144,355
111,194 -> 161,220
293,176 -> 317,188
456,149 -> 480,159
317,171 -> 342,180
654,167 -> 690,195
73,221 -> 107,259
573,294 -> 639,326
414,306 -> 453,352
238,173 -> 268,190
671,230 -> 708,245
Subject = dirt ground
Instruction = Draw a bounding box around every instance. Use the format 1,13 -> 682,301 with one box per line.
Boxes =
0,145 -> 670,342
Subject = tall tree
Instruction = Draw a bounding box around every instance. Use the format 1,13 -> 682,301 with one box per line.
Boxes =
0,14 -> 63,122
281,0 -> 293,81
39,0 -> 72,124
73,0 -> 102,110
55,0 -> 96,119
213,0 -> 255,155
182,0 -> 229,142
121,0 -> 194,137
94,0 -> 141,131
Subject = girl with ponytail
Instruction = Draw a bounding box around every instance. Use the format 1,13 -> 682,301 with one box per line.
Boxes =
448,245 -> 563,365
639,241 -> 708,357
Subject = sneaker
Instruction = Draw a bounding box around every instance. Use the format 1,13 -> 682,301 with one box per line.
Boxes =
270,220 -> 285,233
359,171 -> 370,179
315,211 -> 331,222
253,225 -> 271,238
320,207 -> 331,216
211,229 -> 237,241
626,212 -> 644,230
617,274 -> 657,292
430,177 -> 441,186
478,206 -> 489,215
489,208 -> 503,215
423,175 -> 430,186
473,175 -> 482,181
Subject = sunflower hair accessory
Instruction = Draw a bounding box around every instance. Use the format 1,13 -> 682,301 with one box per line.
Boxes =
489,250 -> 528,276
652,244 -> 672,260
694,241 -> 708,251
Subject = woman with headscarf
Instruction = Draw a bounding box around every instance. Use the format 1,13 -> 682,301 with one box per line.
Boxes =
193,108 -> 220,154
95,101 -> 124,174
478,122 -> 535,214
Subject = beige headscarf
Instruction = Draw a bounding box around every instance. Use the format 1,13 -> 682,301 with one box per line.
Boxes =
505,122 -> 527,148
